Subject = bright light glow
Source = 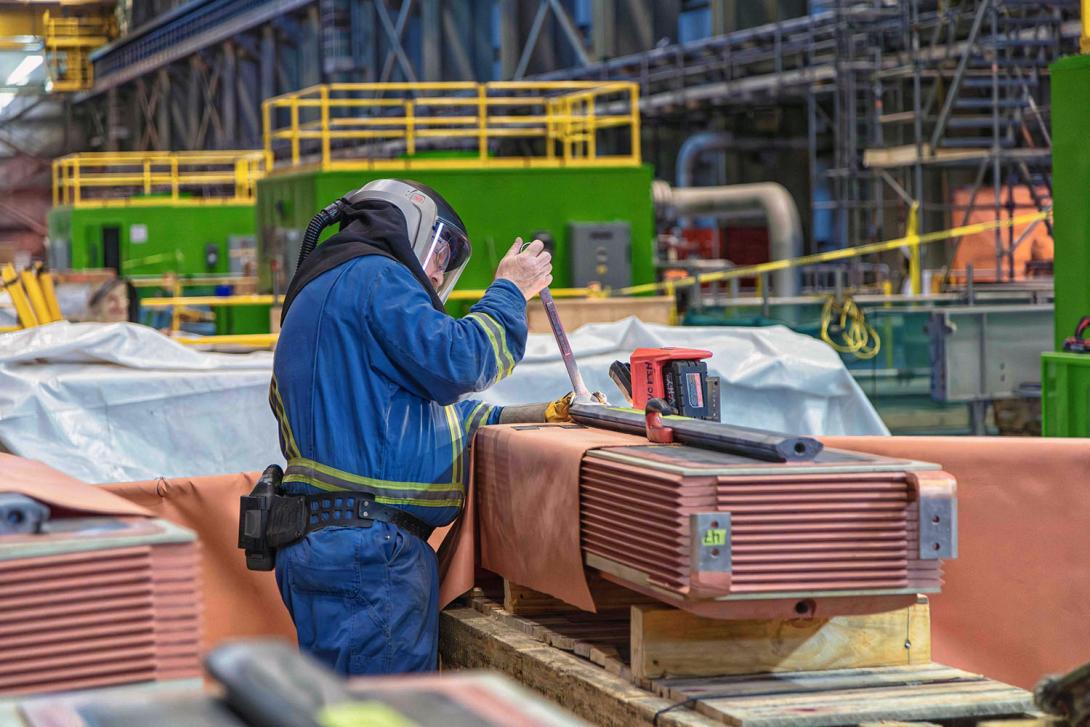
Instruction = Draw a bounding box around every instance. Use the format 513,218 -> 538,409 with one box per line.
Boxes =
6,55 -> 43,87
0,93 -> 15,112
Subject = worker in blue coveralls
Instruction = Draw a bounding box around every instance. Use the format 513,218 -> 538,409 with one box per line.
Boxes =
269,179 -> 578,675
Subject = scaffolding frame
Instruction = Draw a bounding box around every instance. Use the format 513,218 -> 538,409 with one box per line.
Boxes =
539,0 -> 1079,286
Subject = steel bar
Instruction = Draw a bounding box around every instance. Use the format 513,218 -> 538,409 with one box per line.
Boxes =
569,404 -> 823,463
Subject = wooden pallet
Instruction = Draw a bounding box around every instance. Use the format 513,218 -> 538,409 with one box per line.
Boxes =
448,586 -> 1035,727
653,664 -> 1034,727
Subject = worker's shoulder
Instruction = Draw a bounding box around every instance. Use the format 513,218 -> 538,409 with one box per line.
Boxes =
329,255 -> 419,304
335,253 -> 406,278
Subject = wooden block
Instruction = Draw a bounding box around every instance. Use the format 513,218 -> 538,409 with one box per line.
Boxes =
631,599 -> 931,681
503,580 -> 577,616
503,575 -> 655,616
526,296 -> 674,335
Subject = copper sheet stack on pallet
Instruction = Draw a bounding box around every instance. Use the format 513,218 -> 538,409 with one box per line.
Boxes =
581,443 -> 957,619
0,517 -> 202,696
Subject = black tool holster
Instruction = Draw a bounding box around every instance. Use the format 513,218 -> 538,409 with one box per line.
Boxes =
238,465 -> 434,572
238,464 -> 293,571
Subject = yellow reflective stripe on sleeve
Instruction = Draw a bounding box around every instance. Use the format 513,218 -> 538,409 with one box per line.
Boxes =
464,402 -> 493,436
466,312 -> 515,378
444,405 -> 464,486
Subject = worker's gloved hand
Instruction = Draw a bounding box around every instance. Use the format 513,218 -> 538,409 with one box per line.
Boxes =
495,238 -> 553,301
544,391 -> 608,422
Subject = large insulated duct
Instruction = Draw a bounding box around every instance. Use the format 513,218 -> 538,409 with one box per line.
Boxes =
654,179 -> 803,297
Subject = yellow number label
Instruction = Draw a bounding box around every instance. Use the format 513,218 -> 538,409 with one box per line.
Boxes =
703,528 -> 726,547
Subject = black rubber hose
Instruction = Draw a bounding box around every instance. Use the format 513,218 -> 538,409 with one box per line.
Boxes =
294,199 -> 346,272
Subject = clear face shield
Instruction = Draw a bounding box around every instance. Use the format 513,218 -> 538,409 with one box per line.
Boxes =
419,217 -> 471,302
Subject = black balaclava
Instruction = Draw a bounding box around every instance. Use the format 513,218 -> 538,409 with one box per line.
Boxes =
279,198 -> 446,325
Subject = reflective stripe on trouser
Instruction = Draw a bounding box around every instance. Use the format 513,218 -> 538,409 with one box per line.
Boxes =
275,521 -> 439,675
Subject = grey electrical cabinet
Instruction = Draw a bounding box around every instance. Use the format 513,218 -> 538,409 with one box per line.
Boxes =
568,222 -> 632,290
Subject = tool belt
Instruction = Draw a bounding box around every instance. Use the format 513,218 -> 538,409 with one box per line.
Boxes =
266,492 -> 434,548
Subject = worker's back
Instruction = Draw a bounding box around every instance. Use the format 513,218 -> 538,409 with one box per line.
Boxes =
272,253 -> 523,527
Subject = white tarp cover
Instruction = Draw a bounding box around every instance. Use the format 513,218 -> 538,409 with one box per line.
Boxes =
0,319 -> 886,483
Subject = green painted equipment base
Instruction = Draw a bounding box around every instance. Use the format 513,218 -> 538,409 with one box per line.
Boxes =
1042,351 -> 1090,437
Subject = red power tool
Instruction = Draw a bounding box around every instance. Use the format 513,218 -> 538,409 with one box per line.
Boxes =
609,347 -> 721,422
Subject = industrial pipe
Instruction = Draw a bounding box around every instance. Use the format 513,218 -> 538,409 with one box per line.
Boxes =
675,131 -> 733,189
653,180 -> 804,296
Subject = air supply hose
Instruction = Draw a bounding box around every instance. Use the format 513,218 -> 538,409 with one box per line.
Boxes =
295,199 -> 348,271
820,294 -> 881,360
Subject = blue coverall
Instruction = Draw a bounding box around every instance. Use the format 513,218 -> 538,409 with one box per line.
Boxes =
270,254 -> 527,674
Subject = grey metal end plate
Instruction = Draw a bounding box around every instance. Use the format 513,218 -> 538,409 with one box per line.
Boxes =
691,512 -> 731,573
919,495 -> 958,560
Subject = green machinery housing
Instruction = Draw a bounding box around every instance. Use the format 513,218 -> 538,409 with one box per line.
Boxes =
49,151 -> 266,333
1043,54 -> 1090,436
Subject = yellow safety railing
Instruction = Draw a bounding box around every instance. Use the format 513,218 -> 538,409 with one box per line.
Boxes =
52,151 -> 266,208
619,210 -> 1052,297
262,81 -> 641,173
1,262 -> 64,330
43,11 -> 115,92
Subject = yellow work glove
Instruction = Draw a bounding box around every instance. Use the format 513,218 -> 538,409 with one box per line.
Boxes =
544,391 -> 607,422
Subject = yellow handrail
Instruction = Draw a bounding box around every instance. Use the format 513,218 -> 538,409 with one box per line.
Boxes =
53,151 -> 266,208
43,10 -> 115,92
262,81 -> 641,173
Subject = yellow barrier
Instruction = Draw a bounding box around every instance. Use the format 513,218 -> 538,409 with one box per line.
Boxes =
53,151 -> 266,208
141,294 -> 276,308
1,264 -> 39,328
130,275 -> 259,289
262,81 -> 641,173
619,210 -> 1051,297
175,333 -> 279,349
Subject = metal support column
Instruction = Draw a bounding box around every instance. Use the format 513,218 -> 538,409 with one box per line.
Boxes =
222,41 -> 237,148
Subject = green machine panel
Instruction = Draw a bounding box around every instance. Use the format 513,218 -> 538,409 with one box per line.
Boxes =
1044,55 -> 1090,434
48,204 -> 255,277
255,166 -> 656,297
1051,54 -> 1090,351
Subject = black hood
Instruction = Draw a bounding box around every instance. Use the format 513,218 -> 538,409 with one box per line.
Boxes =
279,199 -> 446,325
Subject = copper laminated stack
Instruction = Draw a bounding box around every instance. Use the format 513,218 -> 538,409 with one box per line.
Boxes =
0,517 -> 203,696
581,444 -> 957,619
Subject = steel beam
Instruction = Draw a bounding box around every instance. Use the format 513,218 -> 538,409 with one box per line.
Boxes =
443,2 -> 475,80
157,68 -> 171,150
88,0 -> 315,95
376,0 -> 418,84
592,0 -> 616,60
422,0 -> 441,81
222,41 -> 237,148
261,25 -> 276,100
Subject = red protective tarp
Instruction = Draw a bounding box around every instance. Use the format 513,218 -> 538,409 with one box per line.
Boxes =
824,436 -> 1090,689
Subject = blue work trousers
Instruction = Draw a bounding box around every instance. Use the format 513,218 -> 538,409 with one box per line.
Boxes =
275,522 -> 439,675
